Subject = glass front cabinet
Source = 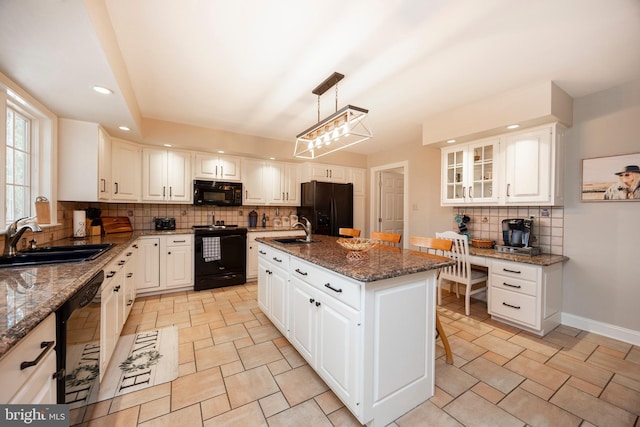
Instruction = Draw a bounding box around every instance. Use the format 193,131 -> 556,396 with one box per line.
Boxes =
441,138 -> 499,205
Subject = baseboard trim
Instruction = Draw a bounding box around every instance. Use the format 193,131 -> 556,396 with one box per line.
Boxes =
561,312 -> 640,346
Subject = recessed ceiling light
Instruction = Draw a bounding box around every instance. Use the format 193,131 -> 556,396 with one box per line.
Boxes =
446,139 -> 457,144
93,85 -> 113,95
217,150 -> 225,154
163,144 -> 172,147
119,126 -> 130,131
507,124 -> 520,129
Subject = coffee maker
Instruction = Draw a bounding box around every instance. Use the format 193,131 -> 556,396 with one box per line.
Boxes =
496,218 -> 540,255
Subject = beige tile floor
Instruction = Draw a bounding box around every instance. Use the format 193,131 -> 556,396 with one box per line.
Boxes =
70,283 -> 640,427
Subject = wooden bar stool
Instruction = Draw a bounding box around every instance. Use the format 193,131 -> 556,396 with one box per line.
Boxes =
410,235 -> 455,364
371,231 -> 401,247
338,228 -> 361,237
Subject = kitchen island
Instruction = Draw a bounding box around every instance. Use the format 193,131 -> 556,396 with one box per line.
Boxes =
256,235 -> 454,427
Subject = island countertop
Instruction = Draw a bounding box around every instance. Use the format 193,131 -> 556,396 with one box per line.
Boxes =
256,235 -> 455,282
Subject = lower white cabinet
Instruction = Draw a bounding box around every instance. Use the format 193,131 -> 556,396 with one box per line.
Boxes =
248,230 -> 305,280
135,234 -> 193,295
0,314 -> 57,403
488,259 -> 562,335
258,243 -> 437,427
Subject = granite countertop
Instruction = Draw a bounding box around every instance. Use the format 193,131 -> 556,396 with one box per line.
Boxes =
468,247 -> 568,266
0,229 -> 195,359
257,235 -> 455,283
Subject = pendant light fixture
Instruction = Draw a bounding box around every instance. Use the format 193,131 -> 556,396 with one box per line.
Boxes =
294,72 -> 372,159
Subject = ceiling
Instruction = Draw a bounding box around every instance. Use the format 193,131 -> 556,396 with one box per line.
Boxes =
1,0 -> 639,157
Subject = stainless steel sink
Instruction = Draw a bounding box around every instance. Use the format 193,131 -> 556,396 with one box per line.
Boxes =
0,243 -> 114,268
273,238 -> 320,244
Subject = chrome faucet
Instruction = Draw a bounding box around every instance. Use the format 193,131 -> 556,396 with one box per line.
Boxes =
3,216 -> 42,256
291,216 -> 312,242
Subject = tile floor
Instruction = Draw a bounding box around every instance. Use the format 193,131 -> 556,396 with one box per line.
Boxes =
70,283 -> 640,427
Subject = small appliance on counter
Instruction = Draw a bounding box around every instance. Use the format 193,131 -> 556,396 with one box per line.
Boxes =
495,218 -> 540,256
154,217 -> 176,231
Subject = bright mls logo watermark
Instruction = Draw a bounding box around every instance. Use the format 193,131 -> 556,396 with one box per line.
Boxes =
1,405 -> 68,426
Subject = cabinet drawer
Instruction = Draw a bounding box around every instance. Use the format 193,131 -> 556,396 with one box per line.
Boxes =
491,274 -> 537,297
491,260 -> 537,282
490,287 -> 537,327
290,258 -> 361,310
166,235 -> 192,246
0,314 -> 56,402
263,246 -> 290,270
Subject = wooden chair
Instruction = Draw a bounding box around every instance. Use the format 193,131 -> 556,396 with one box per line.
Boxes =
435,231 -> 488,316
338,228 -> 361,238
410,236 -> 454,364
371,231 -> 401,247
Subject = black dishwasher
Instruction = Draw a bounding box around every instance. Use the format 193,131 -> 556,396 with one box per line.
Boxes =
193,226 -> 247,290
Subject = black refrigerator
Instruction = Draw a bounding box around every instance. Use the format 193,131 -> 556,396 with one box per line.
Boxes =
298,181 -> 353,236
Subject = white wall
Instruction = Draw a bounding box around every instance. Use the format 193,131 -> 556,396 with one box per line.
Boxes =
563,79 -> 640,336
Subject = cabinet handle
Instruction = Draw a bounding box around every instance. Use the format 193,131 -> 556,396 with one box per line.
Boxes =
168,251 -> 172,255
502,302 -> 520,310
283,192 -> 285,200
315,301 -> 321,307
106,271 -> 116,278
462,186 -> 467,198
286,192 -> 289,200
154,243 -> 158,246
133,244 -> 138,249
20,341 -> 54,370
324,283 -> 342,293
126,252 -> 133,257
100,178 -> 106,193
170,186 -> 173,197
273,257 -> 282,263
114,182 -> 119,194
127,273 -> 133,278
114,285 -> 121,292
118,260 -> 126,265
503,282 -> 521,289
295,268 -> 308,276
469,186 -> 473,198
246,190 -> 248,199
503,268 -> 521,274
259,250 -> 267,255
506,183 -> 511,197
163,186 -> 166,197
216,165 -> 218,177
309,298 -> 315,304
127,299 -> 133,306
173,240 -> 186,243
221,166 -> 223,177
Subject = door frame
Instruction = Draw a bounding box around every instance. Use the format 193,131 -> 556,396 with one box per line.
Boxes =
369,161 -> 409,248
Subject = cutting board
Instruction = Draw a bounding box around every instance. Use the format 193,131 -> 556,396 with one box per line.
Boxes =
101,216 -> 133,234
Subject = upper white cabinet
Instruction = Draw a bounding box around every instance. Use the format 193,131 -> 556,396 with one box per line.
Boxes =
441,124 -> 563,206
59,119 -> 113,201
142,147 -> 192,203
111,138 -> 142,202
502,125 -> 562,205
441,138 -> 499,205
301,162 -> 348,183
194,153 -> 242,181
242,159 -> 301,206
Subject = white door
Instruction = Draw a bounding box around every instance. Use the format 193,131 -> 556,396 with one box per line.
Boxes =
379,171 -> 404,235
270,265 -> 289,335
289,277 -> 316,363
165,244 -> 192,288
142,148 -> 168,201
257,257 -> 270,313
135,238 -> 160,291
167,150 -> 191,202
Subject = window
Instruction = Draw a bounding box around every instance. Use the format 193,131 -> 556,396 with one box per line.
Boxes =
5,106 -> 32,223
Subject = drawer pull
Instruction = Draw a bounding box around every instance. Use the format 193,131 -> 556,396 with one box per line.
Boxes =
315,301 -> 321,307
324,283 -> 343,293
114,285 -> 121,292
503,268 -> 521,274
20,341 -> 54,370
503,282 -> 521,289
173,240 -> 186,243
127,273 -> 133,278
266,269 -> 272,275
106,271 -> 116,278
118,260 -> 126,266
126,252 -> 133,256
309,298 -> 315,304
273,257 -> 282,263
259,250 -> 267,255
295,268 -> 308,276
502,302 -> 521,310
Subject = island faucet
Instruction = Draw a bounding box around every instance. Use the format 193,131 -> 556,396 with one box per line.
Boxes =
291,216 -> 312,242
3,216 -> 42,256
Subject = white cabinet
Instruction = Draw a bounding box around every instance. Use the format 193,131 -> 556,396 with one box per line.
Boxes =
301,162 -> 348,183
194,153 -> 242,181
488,259 -> 562,336
0,314 -> 57,404
142,147 -> 192,202
243,159 -> 301,206
58,118 -> 112,202
247,230 -> 304,280
502,125 -> 562,205
350,168 -> 366,233
111,138 -> 141,201
135,235 -> 193,295
441,137 -> 499,205
257,245 -> 290,335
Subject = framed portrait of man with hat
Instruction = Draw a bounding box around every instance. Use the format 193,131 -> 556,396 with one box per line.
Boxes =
581,152 -> 640,201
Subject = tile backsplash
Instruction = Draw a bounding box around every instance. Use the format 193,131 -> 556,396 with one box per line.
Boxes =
451,206 -> 564,255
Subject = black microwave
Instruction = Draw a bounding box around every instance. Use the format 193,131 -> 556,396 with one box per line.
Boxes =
193,180 -> 243,206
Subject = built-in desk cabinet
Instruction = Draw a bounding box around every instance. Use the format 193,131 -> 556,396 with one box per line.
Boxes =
0,314 -> 57,404
488,259 -> 562,336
